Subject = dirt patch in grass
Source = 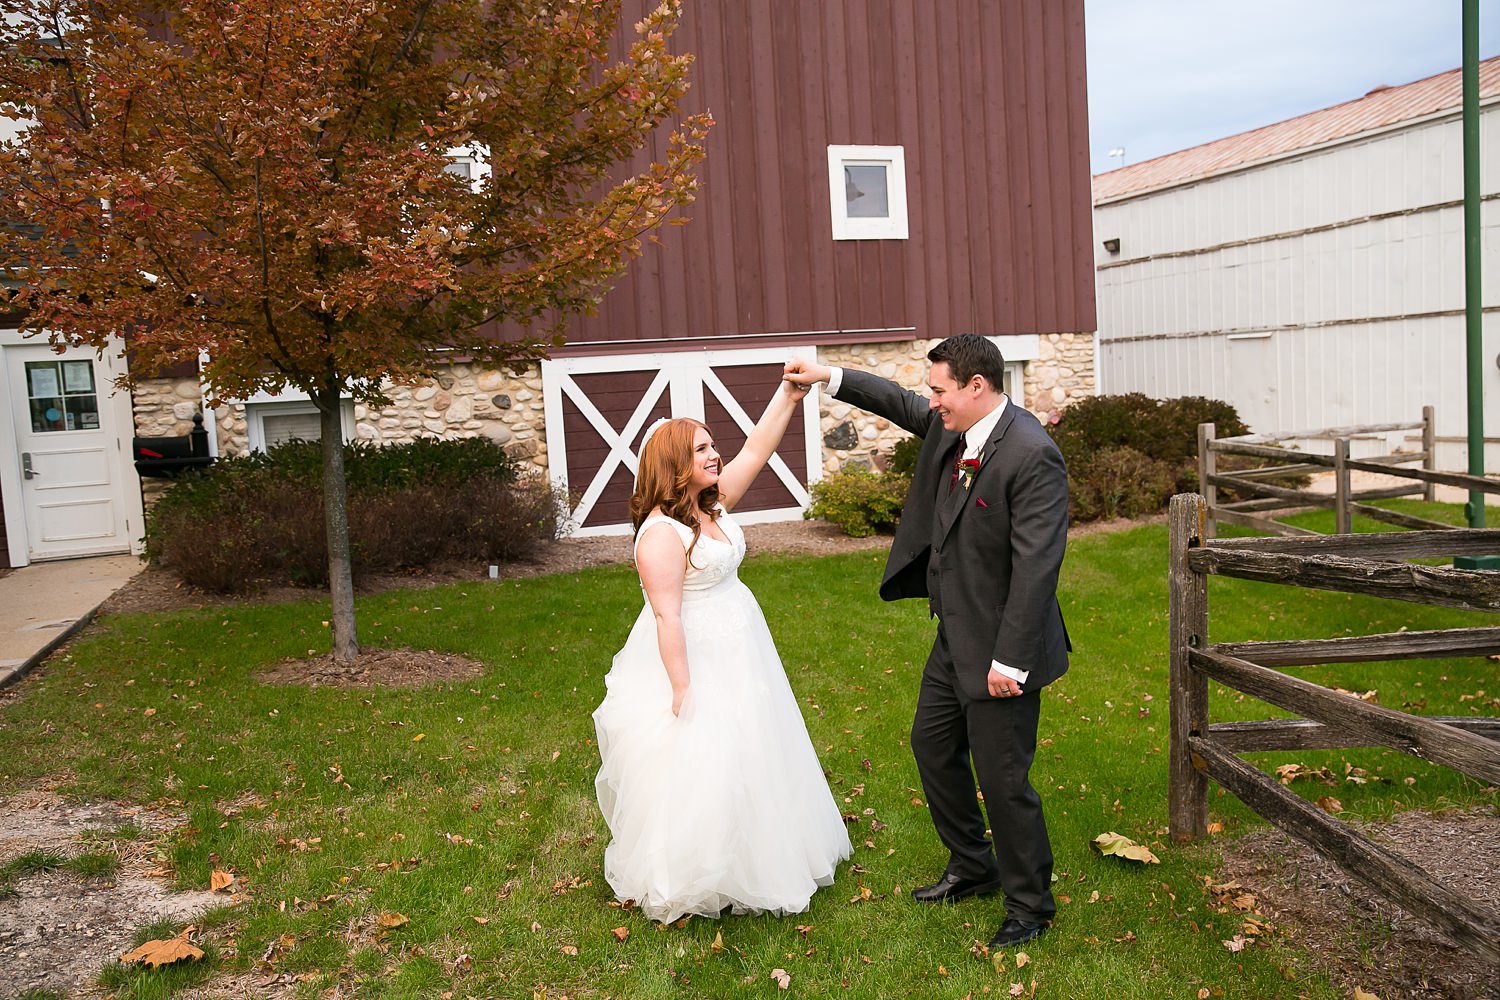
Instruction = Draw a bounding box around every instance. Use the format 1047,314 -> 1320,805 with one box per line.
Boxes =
253,646 -> 488,689
1220,806 -> 1500,1000
0,791 -> 222,999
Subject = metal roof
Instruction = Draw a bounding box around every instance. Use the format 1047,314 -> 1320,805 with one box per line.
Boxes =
1093,54 -> 1500,203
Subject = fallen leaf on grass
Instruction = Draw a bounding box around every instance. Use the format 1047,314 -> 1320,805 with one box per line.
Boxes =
1315,796 -> 1344,814
771,967 -> 791,989
471,916 -> 489,925
121,933 -> 204,968
377,911 -> 409,929
559,944 -> 578,956
1009,984 -> 1025,997
210,869 -> 235,892
1015,952 -> 1030,968
612,927 -> 630,942
1353,989 -> 1379,1000
1090,831 -> 1160,864
710,930 -> 723,952
1221,934 -> 1247,953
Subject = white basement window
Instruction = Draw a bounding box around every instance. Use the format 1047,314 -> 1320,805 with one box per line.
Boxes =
827,144 -> 909,241
244,398 -> 355,453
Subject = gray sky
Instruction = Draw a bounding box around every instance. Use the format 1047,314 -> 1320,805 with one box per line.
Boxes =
1086,1 -> 1500,175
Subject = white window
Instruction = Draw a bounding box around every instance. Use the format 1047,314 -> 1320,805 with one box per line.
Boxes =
444,145 -> 491,192
244,398 -> 355,453
827,144 -> 908,241
978,335 -> 1038,402
1001,361 -> 1025,401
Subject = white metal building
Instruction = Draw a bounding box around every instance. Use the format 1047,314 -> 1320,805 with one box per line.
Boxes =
1093,57 -> 1500,467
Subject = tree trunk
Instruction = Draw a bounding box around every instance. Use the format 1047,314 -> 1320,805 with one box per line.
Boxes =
318,386 -> 359,664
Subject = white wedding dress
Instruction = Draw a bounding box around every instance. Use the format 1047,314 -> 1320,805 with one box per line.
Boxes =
592,507 -> 851,923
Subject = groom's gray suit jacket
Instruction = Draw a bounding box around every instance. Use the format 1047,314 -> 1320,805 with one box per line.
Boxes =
834,369 -> 1070,700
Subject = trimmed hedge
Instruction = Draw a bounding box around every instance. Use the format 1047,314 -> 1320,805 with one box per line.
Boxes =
146,438 -> 562,593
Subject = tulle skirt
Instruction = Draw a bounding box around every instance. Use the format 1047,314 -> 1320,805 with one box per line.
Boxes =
592,579 -> 851,923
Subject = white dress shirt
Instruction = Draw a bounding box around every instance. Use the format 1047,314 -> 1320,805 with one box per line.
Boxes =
826,366 -> 1028,687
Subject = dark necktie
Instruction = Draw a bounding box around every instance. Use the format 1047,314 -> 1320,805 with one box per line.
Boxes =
947,434 -> 967,495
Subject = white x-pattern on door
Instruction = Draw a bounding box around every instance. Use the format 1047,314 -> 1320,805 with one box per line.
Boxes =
541,348 -> 823,537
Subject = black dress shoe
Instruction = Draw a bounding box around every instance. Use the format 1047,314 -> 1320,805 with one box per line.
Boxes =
988,917 -> 1046,949
911,871 -> 1004,904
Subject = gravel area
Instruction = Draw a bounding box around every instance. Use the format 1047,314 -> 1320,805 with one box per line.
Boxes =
0,791 -> 222,999
1220,806 -> 1500,999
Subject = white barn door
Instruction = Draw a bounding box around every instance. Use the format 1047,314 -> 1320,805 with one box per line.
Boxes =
541,348 -> 822,537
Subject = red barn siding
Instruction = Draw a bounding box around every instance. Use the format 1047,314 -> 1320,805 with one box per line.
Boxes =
526,0 -> 1094,357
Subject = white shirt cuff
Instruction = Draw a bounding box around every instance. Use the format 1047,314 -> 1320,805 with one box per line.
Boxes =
825,365 -> 844,396
990,660 -> 1030,685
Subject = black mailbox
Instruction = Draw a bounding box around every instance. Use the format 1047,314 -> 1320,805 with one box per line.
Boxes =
134,412 -> 214,479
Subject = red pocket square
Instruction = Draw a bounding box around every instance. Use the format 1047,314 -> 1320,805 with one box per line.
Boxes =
976,497 -> 988,508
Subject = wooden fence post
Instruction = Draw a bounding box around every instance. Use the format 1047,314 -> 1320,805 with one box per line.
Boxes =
1422,405 -> 1436,503
1169,493 -> 1210,843
1197,423 -> 1218,539
1333,438 -> 1352,534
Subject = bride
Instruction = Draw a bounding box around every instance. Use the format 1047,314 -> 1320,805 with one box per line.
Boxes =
592,378 -> 851,923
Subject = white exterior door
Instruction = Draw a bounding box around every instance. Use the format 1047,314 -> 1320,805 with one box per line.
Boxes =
2,341 -> 140,562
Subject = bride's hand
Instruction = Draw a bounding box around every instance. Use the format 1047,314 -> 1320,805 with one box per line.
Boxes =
781,376 -> 810,402
671,685 -> 689,717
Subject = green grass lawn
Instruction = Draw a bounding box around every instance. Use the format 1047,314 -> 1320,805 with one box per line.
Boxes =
1,502 -> 1494,999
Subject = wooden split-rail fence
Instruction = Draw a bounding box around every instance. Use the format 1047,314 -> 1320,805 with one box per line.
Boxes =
1168,493 -> 1500,965
1198,407 -> 1500,537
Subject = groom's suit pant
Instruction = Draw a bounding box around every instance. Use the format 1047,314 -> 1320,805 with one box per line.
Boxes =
910,624 -> 1056,924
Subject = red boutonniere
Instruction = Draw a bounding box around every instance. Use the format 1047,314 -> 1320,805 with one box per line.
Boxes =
959,457 -> 981,491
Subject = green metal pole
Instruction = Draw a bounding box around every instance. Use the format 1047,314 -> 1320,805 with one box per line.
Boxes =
1462,0 -> 1485,530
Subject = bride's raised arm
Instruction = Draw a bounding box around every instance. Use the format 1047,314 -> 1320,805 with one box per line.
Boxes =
715,377 -> 809,511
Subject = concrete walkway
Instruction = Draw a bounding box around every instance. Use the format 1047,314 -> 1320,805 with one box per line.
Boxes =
0,554 -> 143,690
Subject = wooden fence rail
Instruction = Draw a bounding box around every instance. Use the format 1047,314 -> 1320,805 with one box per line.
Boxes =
1168,493 -> 1500,966
1196,407 -> 1500,537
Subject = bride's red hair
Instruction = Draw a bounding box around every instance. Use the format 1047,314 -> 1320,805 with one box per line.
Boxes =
630,418 -> 721,559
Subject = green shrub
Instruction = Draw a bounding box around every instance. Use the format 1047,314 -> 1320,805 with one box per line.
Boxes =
1069,447 -> 1179,523
146,437 -> 557,593
805,467 -> 911,537
1050,393 -> 1253,522
886,435 -> 923,476
1049,392 -> 1249,470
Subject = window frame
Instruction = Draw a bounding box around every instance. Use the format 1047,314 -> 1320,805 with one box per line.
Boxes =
244,397 -> 355,453
827,144 -> 909,241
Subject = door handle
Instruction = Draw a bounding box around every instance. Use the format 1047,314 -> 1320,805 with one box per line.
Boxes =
21,453 -> 37,480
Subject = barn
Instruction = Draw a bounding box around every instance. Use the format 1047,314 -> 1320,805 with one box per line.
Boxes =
1093,57 -> 1500,466
1,0 -> 1098,566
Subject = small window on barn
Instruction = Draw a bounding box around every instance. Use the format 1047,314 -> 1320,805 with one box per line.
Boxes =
827,145 -> 908,241
443,145 -> 491,192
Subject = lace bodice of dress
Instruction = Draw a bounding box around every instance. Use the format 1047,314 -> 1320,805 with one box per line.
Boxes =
634,506 -> 745,596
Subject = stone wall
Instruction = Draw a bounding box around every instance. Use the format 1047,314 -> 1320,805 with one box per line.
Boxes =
128,335 -> 1096,502
815,333 -> 1095,474
1024,332 -> 1095,427
208,363 -> 548,472
130,375 -> 206,507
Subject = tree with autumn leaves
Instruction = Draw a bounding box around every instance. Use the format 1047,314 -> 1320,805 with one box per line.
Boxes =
0,0 -> 710,662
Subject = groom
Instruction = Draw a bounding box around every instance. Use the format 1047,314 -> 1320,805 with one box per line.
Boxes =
785,335 -> 1069,950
